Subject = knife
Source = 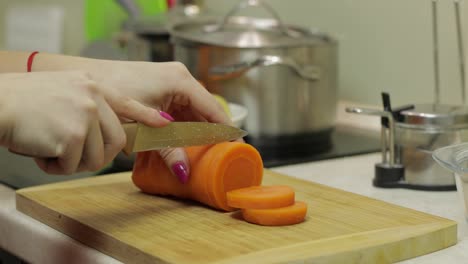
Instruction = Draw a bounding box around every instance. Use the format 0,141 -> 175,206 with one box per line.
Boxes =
122,122 -> 248,154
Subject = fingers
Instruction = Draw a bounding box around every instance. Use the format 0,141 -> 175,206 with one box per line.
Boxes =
170,107 -> 208,122
168,63 -> 232,125
114,97 -> 172,127
93,96 -> 126,167
159,147 -> 190,184
36,92 -> 124,175
156,110 -> 191,184
35,128 -> 86,175
181,83 -> 232,125
77,118 -> 104,172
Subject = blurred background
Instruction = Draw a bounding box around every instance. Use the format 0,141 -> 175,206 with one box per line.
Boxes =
0,0 -> 467,106
1,0 -> 468,188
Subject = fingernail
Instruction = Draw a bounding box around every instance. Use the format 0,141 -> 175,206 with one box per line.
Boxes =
172,162 -> 188,183
159,111 -> 175,121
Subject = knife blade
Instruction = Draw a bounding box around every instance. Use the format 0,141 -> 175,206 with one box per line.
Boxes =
122,122 -> 248,154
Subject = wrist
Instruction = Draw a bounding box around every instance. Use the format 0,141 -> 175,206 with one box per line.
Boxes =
33,53 -> 111,85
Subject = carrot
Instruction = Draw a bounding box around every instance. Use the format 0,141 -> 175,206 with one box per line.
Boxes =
242,201 -> 308,226
132,142 -> 264,211
226,185 -> 295,209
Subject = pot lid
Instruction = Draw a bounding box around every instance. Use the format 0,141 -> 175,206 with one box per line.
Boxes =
170,0 -> 334,48
170,16 -> 333,48
397,103 -> 468,129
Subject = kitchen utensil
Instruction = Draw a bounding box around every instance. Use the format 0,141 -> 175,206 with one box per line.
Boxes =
431,0 -> 468,216
112,105 -> 248,171
393,0 -> 468,189
115,0 -> 213,62
431,0 -> 467,104
432,0 -> 441,104
170,0 -> 338,153
111,0 -> 173,62
454,0 -> 466,104
16,170 -> 456,264
347,92 -> 468,190
122,122 -> 247,153
433,142 -> 468,219
346,95 -> 407,187
115,0 -> 140,19
345,0 -> 468,190
118,14 -> 173,62
395,103 -> 468,189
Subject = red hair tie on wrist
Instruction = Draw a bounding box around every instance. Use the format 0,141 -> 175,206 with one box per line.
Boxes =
27,51 -> 39,72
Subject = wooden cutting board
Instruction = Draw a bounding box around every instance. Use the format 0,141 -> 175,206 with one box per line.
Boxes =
16,170 -> 457,264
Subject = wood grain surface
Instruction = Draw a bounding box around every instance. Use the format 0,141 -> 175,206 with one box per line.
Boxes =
16,170 -> 457,264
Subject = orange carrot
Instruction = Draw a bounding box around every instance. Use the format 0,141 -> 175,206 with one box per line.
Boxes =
242,201 -> 308,226
226,185 -> 295,209
132,142 -> 263,211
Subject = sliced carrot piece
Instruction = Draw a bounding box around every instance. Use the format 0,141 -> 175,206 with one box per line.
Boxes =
132,142 -> 263,211
226,185 -> 295,209
242,201 -> 308,226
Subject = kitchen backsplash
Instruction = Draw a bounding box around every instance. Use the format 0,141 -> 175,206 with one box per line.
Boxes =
0,0 -> 85,55
0,0 -> 467,106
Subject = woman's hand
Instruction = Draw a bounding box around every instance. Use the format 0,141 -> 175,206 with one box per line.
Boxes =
91,61 -> 232,183
0,71 -> 126,175
93,61 -> 231,125
0,51 -> 234,182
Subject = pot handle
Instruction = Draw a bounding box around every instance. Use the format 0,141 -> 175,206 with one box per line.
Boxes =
209,55 -> 320,81
205,0 -> 300,38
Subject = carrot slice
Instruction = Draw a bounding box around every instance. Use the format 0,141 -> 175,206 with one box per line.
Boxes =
242,201 -> 308,226
132,142 -> 263,211
226,185 -> 295,209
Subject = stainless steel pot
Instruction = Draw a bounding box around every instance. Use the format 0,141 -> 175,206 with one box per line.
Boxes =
396,104 -> 468,187
113,0 -> 214,62
116,13 -> 173,62
169,0 -> 338,138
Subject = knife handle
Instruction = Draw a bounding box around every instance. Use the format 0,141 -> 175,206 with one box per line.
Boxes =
8,123 -> 137,159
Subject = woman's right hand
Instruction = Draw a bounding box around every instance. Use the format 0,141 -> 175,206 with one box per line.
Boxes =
0,71 -> 126,175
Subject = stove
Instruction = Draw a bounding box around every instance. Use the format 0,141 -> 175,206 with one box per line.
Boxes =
247,126 -> 381,168
0,125 -> 380,190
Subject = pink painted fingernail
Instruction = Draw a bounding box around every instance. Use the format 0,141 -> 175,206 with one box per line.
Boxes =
172,162 -> 188,183
159,111 -> 175,121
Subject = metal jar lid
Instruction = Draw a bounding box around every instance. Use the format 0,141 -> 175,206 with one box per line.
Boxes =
169,0 -> 334,48
397,103 -> 468,130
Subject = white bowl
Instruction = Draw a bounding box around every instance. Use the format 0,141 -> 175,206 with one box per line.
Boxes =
228,103 -> 248,128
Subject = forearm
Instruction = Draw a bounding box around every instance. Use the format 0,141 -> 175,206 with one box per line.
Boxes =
0,74 -> 13,146
0,50 -> 109,74
0,51 -> 30,72
0,51 -> 114,86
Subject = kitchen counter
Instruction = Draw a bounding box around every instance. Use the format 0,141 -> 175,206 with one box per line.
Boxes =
1,101 -> 468,263
1,153 -> 468,263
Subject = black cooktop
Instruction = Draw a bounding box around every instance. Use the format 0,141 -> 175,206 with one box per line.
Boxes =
0,126 -> 381,190
249,126 -> 381,168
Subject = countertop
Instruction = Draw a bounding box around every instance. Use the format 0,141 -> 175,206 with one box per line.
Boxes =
2,101 -> 468,263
